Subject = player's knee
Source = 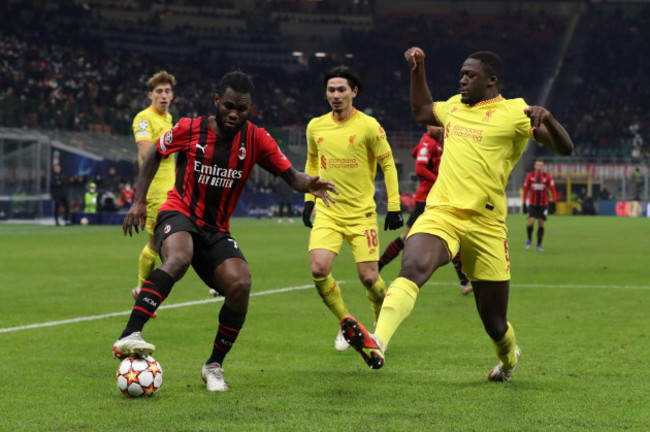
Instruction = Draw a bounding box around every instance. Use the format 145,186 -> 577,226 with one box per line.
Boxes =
160,252 -> 192,280
398,256 -> 435,287
310,262 -> 331,279
224,277 -> 252,307
483,319 -> 508,341
359,273 -> 377,288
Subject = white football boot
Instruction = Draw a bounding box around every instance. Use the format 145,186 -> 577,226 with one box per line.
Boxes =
202,363 -> 229,392
459,281 -> 473,295
487,346 -> 521,382
112,331 -> 155,359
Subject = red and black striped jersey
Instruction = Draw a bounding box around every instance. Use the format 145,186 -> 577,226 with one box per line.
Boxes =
411,133 -> 443,203
157,116 -> 292,234
523,171 -> 556,206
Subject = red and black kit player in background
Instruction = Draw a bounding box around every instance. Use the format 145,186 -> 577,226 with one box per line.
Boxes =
378,125 -> 472,295
112,71 -> 338,392
522,159 -> 557,251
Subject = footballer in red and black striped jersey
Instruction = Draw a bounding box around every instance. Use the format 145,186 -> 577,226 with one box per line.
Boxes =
115,71 -> 338,392
157,115 -> 291,235
522,160 -> 557,251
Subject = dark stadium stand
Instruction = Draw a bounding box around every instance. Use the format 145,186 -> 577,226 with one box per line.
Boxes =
0,0 -> 647,205
0,0 -> 569,135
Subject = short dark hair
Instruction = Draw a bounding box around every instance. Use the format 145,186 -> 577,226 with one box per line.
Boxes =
215,71 -> 255,96
323,66 -> 362,95
468,51 -> 503,79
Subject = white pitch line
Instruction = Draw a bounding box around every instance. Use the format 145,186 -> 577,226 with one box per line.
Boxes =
0,283 -> 316,334
1,280 -> 648,334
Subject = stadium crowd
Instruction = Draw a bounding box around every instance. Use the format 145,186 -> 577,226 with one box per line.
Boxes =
0,1 -> 647,160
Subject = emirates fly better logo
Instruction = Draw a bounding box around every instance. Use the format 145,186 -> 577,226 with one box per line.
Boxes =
194,161 -> 243,188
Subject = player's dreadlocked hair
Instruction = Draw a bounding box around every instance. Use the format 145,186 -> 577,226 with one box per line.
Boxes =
323,65 -> 362,95
215,71 -> 255,96
468,51 -> 503,80
147,70 -> 176,90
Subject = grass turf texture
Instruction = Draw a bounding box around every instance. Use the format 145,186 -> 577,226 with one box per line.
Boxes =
0,215 -> 648,431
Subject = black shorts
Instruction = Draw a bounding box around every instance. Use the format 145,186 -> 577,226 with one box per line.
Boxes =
406,201 -> 427,227
154,211 -> 247,294
528,205 -> 548,220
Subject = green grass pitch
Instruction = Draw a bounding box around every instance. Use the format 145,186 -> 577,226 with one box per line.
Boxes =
0,214 -> 648,431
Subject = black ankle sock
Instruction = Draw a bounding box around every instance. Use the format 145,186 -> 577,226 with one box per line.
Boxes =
121,269 -> 175,338
206,304 -> 247,366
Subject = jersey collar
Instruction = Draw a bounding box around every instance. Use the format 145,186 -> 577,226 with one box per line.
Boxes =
331,108 -> 358,125
470,94 -> 504,108
148,106 -> 169,118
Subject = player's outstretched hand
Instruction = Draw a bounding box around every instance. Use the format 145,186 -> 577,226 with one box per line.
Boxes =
301,201 -> 315,228
122,201 -> 146,237
404,46 -> 425,71
524,106 -> 552,129
549,201 -> 556,214
307,176 -> 339,208
522,203 -> 528,213
384,211 -> 404,231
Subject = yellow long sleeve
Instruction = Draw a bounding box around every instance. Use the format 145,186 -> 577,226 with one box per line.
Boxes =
378,152 -> 401,212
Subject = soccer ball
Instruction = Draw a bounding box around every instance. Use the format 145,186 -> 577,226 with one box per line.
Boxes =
116,356 -> 163,398
80,217 -> 89,225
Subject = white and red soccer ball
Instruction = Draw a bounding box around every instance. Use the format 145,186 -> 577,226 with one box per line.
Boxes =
116,356 -> 163,398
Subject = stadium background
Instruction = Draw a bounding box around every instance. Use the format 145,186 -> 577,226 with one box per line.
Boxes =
0,0 -> 648,221
1,2 -> 649,430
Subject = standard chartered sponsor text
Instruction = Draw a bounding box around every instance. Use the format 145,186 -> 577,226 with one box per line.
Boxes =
329,158 -> 358,169
451,125 -> 483,141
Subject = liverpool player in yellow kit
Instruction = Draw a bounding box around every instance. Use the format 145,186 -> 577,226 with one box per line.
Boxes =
131,71 -> 176,301
342,49 -> 573,382
302,66 -> 403,351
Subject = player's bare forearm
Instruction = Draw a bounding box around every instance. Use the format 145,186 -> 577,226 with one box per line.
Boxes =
133,146 -> 162,204
405,46 -> 436,125
525,106 -> 573,156
542,116 -> 574,156
124,146 -> 161,236
281,168 -> 339,206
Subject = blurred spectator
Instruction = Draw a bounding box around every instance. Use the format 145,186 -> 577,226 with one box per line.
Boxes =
84,182 -> 98,212
117,181 -> 135,211
633,167 -> 643,200
599,184 -> 611,201
51,163 -> 70,226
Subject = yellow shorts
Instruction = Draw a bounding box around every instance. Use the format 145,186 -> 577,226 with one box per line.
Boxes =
146,196 -> 167,236
309,214 -> 380,263
408,206 -> 511,281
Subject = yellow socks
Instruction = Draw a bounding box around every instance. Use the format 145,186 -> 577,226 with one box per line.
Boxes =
365,277 -> 387,326
492,322 -> 518,369
314,274 -> 349,320
374,277 -> 420,349
138,245 -> 159,288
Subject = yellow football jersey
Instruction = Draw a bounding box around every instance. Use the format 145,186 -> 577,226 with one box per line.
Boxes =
305,109 -> 400,222
132,106 -> 175,201
430,94 -> 534,221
